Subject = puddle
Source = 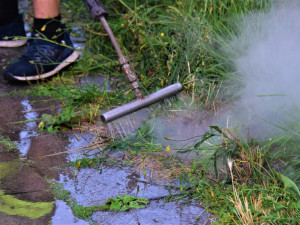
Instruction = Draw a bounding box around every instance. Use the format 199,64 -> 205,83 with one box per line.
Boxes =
52,200 -> 89,225
56,130 -> 213,224
70,26 -> 86,52
65,131 -> 99,162
18,100 -> 38,156
59,166 -> 175,205
58,163 -> 212,224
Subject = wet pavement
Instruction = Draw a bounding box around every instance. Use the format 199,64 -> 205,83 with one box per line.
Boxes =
0,46 -> 213,224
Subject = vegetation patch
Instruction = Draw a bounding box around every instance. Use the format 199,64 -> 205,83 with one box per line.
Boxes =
104,194 -> 149,211
0,135 -> 18,153
73,156 -> 106,169
0,161 -> 54,219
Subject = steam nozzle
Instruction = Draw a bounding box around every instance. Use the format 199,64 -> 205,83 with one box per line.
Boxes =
100,82 -> 183,123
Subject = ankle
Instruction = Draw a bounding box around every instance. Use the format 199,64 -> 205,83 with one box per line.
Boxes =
33,15 -> 64,42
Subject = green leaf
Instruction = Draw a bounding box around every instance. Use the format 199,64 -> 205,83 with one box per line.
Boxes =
42,114 -> 57,125
137,198 -> 149,205
120,205 -> 130,211
194,131 -> 216,148
210,126 -> 223,134
47,125 -> 54,133
297,201 -> 300,209
122,195 -> 134,205
106,198 -> 113,204
129,201 -> 146,209
104,195 -> 149,211
279,173 -> 300,200
109,200 -> 122,210
129,201 -> 139,208
274,204 -> 286,211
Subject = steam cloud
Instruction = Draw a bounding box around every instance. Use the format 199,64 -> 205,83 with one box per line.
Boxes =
154,0 -> 300,147
225,0 -> 300,139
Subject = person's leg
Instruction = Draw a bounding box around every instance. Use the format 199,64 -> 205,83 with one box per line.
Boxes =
32,0 -> 64,42
33,0 -> 60,18
0,0 -> 27,47
3,0 -> 79,82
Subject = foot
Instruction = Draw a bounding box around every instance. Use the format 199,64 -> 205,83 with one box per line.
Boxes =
0,14 -> 27,48
3,28 -> 80,82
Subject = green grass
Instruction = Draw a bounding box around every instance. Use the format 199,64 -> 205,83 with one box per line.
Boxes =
174,127 -> 300,224
0,135 -> 18,152
73,156 -> 106,169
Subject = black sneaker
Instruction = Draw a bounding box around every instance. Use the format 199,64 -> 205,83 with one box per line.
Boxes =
3,29 -> 80,82
0,14 -> 27,48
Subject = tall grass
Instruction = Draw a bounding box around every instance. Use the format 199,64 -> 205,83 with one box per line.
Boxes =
73,0 -> 271,99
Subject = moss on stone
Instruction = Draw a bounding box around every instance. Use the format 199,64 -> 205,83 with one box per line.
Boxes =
0,161 -> 54,219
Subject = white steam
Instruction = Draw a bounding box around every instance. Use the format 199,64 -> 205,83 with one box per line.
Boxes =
153,0 -> 300,147
225,0 -> 300,138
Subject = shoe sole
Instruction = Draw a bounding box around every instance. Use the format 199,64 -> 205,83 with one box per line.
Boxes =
6,50 -> 80,81
0,39 -> 27,48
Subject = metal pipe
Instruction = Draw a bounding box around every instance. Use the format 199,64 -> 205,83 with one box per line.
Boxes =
100,16 -> 124,59
100,16 -> 143,99
100,83 -> 183,123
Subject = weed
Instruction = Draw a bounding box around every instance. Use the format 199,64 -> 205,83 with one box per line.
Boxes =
49,182 -> 71,202
0,135 -> 18,153
105,195 -> 149,211
69,195 -> 150,219
105,123 -> 163,153
172,128 -> 300,224
27,82 -> 124,131
71,204 -> 97,220
73,157 -> 106,169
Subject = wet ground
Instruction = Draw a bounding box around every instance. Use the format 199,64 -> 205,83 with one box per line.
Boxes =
0,46 -> 214,224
